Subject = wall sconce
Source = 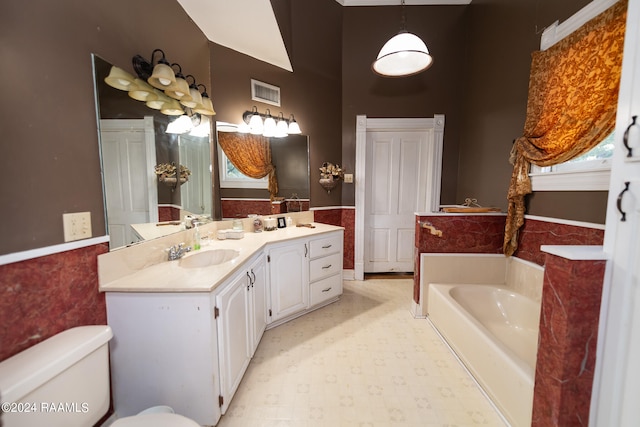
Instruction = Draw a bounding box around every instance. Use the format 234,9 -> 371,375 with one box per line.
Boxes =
238,106 -> 302,137
104,48 -> 216,117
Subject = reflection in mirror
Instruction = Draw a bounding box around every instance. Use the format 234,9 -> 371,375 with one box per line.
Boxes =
93,54 -> 213,250
217,125 -> 310,219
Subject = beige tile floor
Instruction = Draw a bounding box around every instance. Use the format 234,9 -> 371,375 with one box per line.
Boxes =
217,278 -> 508,427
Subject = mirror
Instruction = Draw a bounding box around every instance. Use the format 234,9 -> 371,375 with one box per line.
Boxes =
217,128 -> 310,219
93,54 -> 213,250
92,55 -> 310,250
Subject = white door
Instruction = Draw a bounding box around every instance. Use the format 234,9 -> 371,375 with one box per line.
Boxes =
354,116 -> 444,280
364,129 -> 434,273
179,134 -> 212,215
100,118 -> 157,248
592,0 -> 640,424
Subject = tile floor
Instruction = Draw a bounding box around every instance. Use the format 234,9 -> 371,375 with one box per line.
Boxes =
217,278 -> 508,427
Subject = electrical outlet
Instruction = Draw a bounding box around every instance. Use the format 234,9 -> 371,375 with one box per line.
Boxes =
344,173 -> 354,184
63,212 -> 92,242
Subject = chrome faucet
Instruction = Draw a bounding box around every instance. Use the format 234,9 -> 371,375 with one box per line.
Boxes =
167,243 -> 191,261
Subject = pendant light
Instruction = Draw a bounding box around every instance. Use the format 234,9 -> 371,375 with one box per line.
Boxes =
372,0 -> 433,77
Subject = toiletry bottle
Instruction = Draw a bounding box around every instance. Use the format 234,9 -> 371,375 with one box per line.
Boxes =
193,224 -> 201,250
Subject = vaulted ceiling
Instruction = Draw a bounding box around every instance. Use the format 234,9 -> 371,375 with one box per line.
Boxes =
176,0 -> 471,72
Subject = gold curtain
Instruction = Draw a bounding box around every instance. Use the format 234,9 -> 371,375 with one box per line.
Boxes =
218,132 -> 279,198
503,0 -> 627,255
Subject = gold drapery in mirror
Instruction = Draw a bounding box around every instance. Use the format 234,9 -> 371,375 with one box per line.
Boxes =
218,132 -> 279,198
504,0 -> 627,255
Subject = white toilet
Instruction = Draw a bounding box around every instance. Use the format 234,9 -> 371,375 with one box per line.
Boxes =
0,326 -> 200,427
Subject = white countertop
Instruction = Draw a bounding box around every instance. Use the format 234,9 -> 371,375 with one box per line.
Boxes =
99,222 -> 343,293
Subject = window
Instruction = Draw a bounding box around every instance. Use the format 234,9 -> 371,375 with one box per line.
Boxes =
217,146 -> 268,189
529,133 -> 614,191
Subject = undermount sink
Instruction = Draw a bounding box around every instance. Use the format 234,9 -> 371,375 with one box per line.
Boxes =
178,249 -> 240,268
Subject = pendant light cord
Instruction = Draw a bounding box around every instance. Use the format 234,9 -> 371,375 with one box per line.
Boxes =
400,0 -> 407,31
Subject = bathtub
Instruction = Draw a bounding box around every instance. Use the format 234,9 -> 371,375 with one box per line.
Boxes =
428,283 -> 541,427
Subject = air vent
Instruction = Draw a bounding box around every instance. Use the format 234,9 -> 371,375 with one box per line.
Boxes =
251,79 -> 281,106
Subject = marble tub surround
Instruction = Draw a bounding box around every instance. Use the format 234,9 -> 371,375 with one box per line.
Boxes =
98,211 -> 338,293
532,246 -> 607,427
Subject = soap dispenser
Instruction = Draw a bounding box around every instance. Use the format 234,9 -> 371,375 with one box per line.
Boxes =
193,223 -> 201,250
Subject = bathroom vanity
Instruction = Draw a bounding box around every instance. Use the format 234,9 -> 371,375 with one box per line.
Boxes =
99,222 -> 343,426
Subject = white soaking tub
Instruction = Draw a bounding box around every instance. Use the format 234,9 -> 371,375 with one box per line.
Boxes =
428,283 -> 541,427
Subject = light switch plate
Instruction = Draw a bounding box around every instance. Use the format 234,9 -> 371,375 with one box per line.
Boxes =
63,212 -> 92,242
344,173 -> 353,184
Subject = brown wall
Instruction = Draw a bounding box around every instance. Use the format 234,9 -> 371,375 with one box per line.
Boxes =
212,0 -> 343,209
459,0 -> 607,222
341,5 -> 468,206
0,0 -> 209,255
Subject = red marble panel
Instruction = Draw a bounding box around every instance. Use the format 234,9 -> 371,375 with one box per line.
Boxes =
313,209 -> 355,270
0,243 -> 109,362
221,199 -> 272,217
515,220 -> 605,266
413,215 -> 505,303
158,206 -> 180,221
532,256 -> 605,427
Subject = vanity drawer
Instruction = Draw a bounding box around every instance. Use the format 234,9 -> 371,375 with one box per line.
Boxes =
309,274 -> 342,307
309,253 -> 342,282
309,234 -> 342,258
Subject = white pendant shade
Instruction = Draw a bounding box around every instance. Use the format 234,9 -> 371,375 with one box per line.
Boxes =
372,31 -> 433,77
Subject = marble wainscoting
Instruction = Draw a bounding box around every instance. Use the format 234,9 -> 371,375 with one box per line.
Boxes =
413,213 -> 506,303
221,198 -> 311,219
313,207 -> 355,271
534,246 -> 607,427
0,243 -> 108,361
158,205 -> 181,221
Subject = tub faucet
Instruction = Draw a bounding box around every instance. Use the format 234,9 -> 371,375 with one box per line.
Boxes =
167,243 -> 191,261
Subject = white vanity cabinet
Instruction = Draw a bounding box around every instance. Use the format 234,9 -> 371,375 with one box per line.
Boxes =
267,230 -> 344,326
215,253 -> 266,414
267,239 -> 310,323
101,225 -> 343,426
106,292 -> 222,426
308,232 -> 343,307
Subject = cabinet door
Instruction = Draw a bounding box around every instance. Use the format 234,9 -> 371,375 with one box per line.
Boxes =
249,254 -> 267,356
268,241 -> 309,322
216,272 -> 251,414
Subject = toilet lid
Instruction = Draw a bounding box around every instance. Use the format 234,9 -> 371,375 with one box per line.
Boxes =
111,412 -> 201,427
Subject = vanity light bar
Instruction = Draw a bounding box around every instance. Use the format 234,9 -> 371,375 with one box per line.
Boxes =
239,107 -> 301,137
104,48 -> 215,117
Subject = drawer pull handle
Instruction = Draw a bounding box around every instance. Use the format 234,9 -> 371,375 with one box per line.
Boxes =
322,244 -> 333,249
322,287 -> 332,292
322,264 -> 332,269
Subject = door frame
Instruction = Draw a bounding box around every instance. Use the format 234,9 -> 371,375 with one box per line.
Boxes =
354,115 -> 445,281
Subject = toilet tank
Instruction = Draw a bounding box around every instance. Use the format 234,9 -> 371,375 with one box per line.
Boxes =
0,325 -> 113,427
